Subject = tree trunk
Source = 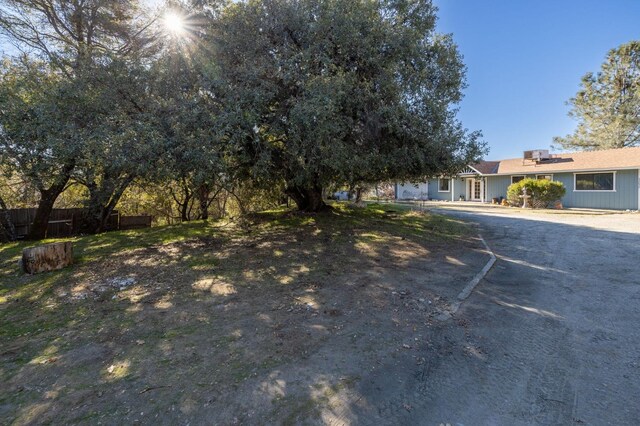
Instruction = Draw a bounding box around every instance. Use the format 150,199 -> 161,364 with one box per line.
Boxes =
22,242 -> 73,274
26,162 -> 75,240
286,185 -> 326,212
352,186 -> 367,208
180,191 -> 191,222
79,175 -> 133,234
172,178 -> 192,222
226,186 -> 247,215
220,193 -> 228,217
0,195 -> 16,242
95,178 -> 131,233
27,189 -> 60,240
196,184 -> 223,221
197,184 -> 209,221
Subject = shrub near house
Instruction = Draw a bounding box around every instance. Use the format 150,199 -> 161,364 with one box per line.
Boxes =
507,179 -> 566,208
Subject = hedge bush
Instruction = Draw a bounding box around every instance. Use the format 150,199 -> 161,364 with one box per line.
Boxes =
506,178 -> 566,208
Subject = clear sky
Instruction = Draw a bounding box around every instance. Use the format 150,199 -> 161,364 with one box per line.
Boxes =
434,0 -> 640,160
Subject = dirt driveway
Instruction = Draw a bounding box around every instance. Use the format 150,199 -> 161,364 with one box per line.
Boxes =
354,203 -> 640,425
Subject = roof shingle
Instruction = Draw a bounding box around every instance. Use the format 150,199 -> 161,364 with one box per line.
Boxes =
474,146 -> 640,175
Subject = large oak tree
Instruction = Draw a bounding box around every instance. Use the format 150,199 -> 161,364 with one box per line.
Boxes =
212,0 -> 484,211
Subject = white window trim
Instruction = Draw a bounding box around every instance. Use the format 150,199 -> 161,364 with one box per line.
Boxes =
438,178 -> 450,192
573,171 -> 617,192
536,174 -> 554,181
511,175 -> 525,184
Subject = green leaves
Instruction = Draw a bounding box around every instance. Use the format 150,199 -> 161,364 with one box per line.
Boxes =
1,0 -> 485,216
0,58 -> 80,190
213,0 -> 484,209
554,40 -> 640,151
507,178 -> 566,208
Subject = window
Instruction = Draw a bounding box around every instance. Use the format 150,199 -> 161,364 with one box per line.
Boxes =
511,175 -> 525,184
574,172 -> 615,191
438,178 -> 450,192
536,174 -> 553,181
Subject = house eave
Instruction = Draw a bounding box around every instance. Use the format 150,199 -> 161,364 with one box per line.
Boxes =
457,165 -> 485,176
476,165 -> 640,176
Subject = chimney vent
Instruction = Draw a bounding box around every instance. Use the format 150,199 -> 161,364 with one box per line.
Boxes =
524,149 -> 550,162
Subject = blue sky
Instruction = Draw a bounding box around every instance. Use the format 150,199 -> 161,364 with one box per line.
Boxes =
434,0 -> 640,159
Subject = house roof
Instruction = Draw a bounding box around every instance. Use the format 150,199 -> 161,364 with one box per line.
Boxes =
471,161 -> 501,175
473,146 -> 640,175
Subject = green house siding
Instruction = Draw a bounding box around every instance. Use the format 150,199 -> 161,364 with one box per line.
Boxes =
553,170 -> 638,210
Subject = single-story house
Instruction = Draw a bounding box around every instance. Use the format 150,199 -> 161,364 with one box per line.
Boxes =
396,146 -> 640,210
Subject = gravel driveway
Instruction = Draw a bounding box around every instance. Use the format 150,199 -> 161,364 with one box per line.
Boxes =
350,205 -> 640,425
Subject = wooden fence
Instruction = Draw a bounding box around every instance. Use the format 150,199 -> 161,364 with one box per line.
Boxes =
119,215 -> 153,230
6,208 -> 152,239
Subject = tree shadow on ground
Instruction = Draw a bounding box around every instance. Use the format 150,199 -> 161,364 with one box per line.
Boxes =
1,203 -> 495,424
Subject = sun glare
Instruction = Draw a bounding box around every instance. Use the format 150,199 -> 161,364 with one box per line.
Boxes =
163,12 -> 185,35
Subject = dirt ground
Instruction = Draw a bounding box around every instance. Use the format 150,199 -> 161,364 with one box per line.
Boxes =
0,204 -> 488,425
362,203 -> 640,425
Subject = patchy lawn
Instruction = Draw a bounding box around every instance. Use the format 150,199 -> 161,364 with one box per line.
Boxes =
0,203 -> 487,425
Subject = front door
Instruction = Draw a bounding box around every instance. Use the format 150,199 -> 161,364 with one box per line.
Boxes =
465,178 -> 484,201
466,178 -> 483,201
473,180 -> 481,200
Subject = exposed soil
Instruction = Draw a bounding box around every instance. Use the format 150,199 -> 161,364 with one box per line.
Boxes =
0,205 -> 488,424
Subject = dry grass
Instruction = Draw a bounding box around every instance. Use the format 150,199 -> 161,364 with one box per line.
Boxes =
0,202 -> 486,424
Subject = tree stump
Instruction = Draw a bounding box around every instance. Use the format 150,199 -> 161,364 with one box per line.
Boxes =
22,242 -> 73,274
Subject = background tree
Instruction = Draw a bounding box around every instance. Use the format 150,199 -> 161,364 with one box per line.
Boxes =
213,0 -> 484,212
151,43 -> 225,222
0,58 -> 86,239
74,57 -> 163,233
554,41 -> 640,151
137,0 -> 237,223
0,193 -> 15,242
0,0 -> 155,238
